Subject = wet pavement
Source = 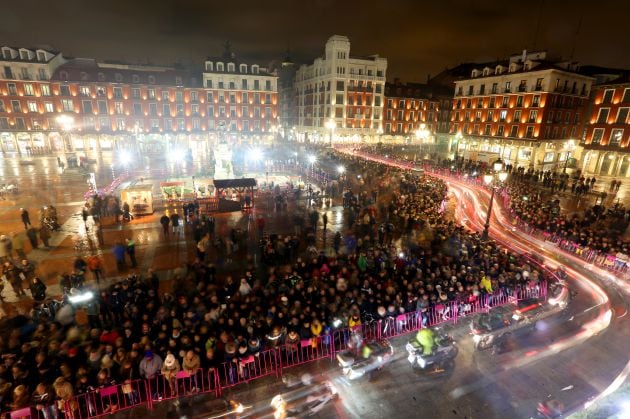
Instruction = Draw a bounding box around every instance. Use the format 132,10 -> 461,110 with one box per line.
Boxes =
1,146 -> 627,418
0,149 -> 349,308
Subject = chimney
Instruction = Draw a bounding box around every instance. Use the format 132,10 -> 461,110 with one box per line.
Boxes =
521,49 -> 527,63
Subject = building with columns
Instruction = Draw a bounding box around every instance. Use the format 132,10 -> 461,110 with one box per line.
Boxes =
449,50 -> 594,169
0,46 -> 68,153
294,35 -> 387,145
0,45 -> 278,156
581,74 -> 630,178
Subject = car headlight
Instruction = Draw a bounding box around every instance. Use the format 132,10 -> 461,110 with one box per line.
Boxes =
348,369 -> 361,380
408,354 -> 415,364
417,357 -> 426,368
327,382 -> 338,395
377,356 -> 383,363
512,313 -> 521,321
473,334 -> 482,343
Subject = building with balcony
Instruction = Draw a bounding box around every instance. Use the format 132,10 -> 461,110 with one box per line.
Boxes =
202,46 -> 278,145
294,35 -> 387,144
581,73 -> 630,178
382,81 -> 451,152
0,45 -> 279,156
449,50 -> 594,169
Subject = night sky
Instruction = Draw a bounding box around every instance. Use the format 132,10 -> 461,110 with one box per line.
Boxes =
1,0 -> 629,81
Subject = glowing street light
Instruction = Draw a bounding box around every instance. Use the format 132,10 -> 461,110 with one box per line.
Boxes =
325,118 -> 336,147
307,155 -> 317,165
481,158 -> 508,241
56,115 -> 74,153
337,165 -> 345,174
119,149 -> 134,167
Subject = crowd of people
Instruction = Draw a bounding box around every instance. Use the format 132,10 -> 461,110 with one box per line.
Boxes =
361,146 -> 629,263
0,150 -> 551,417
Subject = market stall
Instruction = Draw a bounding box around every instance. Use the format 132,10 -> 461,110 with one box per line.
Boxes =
120,184 -> 154,215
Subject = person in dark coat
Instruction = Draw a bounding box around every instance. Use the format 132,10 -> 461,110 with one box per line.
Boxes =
20,208 -> 31,229
112,242 -> 126,272
30,277 -> 47,301
125,238 -> 137,268
160,214 -> 170,237
26,227 -> 38,249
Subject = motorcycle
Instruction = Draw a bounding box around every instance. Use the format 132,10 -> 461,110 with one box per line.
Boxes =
405,333 -> 458,373
273,375 -> 339,417
336,339 -> 394,380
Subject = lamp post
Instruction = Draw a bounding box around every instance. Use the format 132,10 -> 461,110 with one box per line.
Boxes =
415,123 -> 429,163
307,154 -> 317,205
481,158 -> 508,241
337,165 -> 346,197
270,125 -> 278,147
454,132 -> 463,161
56,114 -> 74,160
325,119 -> 336,148
563,139 -> 576,173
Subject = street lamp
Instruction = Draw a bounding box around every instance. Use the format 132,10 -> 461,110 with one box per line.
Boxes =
56,114 -> 74,155
325,119 -> 336,148
563,139 -> 576,173
270,125 -> 278,147
481,158 -> 508,241
415,123 -> 429,162
454,132 -> 463,161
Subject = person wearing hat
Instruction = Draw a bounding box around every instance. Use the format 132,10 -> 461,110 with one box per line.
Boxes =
161,353 -> 180,397
139,350 -> 162,380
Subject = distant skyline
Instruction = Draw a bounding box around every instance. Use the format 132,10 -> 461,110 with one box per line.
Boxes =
1,0 -> 629,81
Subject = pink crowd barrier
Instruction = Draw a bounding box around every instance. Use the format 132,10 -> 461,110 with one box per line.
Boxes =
278,336 -> 333,370
216,348 -> 279,390
67,379 -> 150,419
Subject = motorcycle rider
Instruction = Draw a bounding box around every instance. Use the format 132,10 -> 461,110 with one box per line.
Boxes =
414,328 -> 436,356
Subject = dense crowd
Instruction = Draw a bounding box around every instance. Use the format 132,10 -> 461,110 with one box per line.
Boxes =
360,146 -> 629,261
0,153 -> 548,416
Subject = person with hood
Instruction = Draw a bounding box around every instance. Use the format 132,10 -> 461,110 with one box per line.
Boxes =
161,353 -> 180,398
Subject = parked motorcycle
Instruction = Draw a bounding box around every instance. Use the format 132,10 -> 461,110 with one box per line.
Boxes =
336,339 -> 394,380
405,332 -> 458,373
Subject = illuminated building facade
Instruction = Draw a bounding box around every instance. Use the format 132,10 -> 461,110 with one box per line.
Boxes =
382,81 -> 452,151
294,35 -> 387,144
0,45 -> 278,155
449,51 -> 594,169
202,48 -> 279,144
581,75 -> 630,177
